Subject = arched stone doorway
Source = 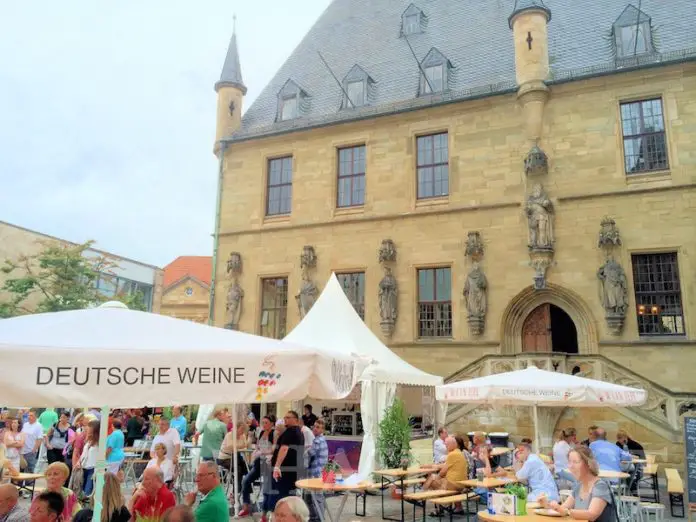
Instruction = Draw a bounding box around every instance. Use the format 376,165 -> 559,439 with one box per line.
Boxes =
522,303 -> 579,353
500,283 -> 598,354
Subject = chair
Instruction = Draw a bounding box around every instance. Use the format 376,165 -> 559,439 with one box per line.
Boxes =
640,502 -> 665,522
618,496 -> 643,522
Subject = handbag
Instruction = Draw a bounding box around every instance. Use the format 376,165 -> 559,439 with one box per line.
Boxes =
69,466 -> 84,492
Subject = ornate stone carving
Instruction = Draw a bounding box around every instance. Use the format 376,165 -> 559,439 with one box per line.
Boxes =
530,251 -> 554,290
378,239 -> 397,264
378,267 -> 398,337
597,217 -> 627,335
597,258 -> 629,335
225,252 -> 244,330
296,246 -> 318,318
524,145 -> 549,177
525,183 -> 555,251
464,261 -> 487,335
464,231 -> 484,260
598,216 -> 622,249
378,239 -> 398,337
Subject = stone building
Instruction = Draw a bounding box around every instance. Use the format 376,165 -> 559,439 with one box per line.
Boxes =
160,256 -> 212,323
210,0 -> 696,464
0,220 -> 163,313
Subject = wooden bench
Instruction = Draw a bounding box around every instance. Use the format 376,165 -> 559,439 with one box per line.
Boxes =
638,462 -> 659,503
665,468 -> 685,518
403,490 -> 455,522
431,492 -> 479,522
355,477 -> 426,516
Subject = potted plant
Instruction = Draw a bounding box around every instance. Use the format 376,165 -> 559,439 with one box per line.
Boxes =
376,398 -> 412,498
503,483 -> 528,515
321,460 -> 341,483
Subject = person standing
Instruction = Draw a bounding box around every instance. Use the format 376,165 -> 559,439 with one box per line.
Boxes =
37,410 -> 58,436
305,419 -> 328,522
271,411 -> 304,508
20,412 -> 43,474
301,406 -> 317,430
184,462 -> 229,522
169,407 -> 187,441
106,420 -> 125,474
193,409 -> 228,462
125,410 -> 144,447
150,418 -> 180,465
75,421 -> 100,497
45,413 -> 71,465
3,419 -> 24,474
239,416 -> 275,518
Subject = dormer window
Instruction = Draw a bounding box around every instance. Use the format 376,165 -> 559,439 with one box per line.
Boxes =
419,48 -> 451,95
613,5 -> 654,58
341,64 -> 374,109
276,79 -> 307,122
401,4 -> 425,36
280,95 -> 298,121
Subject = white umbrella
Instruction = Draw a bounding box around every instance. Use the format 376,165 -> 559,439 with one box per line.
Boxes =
436,365 -> 647,452
0,302 -> 364,521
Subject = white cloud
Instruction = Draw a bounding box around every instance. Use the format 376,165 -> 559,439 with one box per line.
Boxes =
0,0 -> 331,266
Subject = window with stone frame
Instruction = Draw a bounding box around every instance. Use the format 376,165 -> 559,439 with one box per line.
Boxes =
266,156 -> 293,216
620,98 -> 669,174
416,132 -> 449,199
417,267 -> 452,338
337,272 -> 365,320
631,252 -> 685,336
337,145 -> 366,207
260,277 -> 288,339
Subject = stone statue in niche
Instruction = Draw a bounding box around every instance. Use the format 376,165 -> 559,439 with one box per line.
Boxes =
225,281 -> 244,330
378,267 -> 398,336
525,183 -> 554,250
224,251 -> 244,330
524,145 -> 549,177
597,258 -> 628,315
464,262 -> 487,335
296,273 -> 318,319
300,245 -> 317,270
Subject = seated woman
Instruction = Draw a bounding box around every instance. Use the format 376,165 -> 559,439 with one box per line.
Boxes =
146,442 -> 175,487
31,462 -> 81,520
541,445 -> 617,522
217,423 -> 250,494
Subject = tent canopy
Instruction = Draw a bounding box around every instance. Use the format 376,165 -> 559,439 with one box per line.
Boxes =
0,301 -> 364,407
285,274 -> 442,387
436,365 -> 647,407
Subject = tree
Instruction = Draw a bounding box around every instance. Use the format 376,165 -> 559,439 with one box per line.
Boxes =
0,240 -> 146,318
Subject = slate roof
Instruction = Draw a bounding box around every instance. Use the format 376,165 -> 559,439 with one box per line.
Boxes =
216,30 -> 246,94
228,0 -> 696,142
162,256 -> 212,288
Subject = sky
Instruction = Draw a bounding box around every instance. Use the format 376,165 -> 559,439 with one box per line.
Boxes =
0,1 -> 332,267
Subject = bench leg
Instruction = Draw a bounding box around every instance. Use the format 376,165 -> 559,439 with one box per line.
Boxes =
355,492 -> 366,517
670,492 -> 685,518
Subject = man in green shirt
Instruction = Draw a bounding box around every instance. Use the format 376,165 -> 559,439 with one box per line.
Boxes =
38,408 -> 58,434
184,461 -> 229,521
193,409 -> 228,461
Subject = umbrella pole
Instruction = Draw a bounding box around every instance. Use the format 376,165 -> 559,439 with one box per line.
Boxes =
91,405 -> 110,522
532,404 -> 540,454
232,403 -> 239,518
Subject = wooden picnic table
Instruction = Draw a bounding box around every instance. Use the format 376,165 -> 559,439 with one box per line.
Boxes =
477,510 -> 586,521
457,474 -> 518,489
296,477 -> 374,522
374,467 -> 431,522
598,470 -> 630,480
11,473 -> 44,499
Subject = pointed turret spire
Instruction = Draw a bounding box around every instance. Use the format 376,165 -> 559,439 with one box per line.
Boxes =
215,14 -> 247,94
509,0 -> 551,28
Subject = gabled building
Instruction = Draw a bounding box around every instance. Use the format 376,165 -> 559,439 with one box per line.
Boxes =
160,256 -> 212,323
210,0 -> 696,464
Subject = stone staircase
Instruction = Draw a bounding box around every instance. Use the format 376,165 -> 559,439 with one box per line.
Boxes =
444,353 -> 696,443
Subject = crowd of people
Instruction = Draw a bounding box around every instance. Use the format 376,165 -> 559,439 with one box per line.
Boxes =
425,425 -> 645,521
0,405 -> 329,522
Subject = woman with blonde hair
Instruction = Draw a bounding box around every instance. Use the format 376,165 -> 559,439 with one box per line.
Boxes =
72,472 -> 130,522
146,442 -> 175,485
193,408 -> 228,462
218,422 -> 249,496
31,461 -> 81,520
541,445 -> 617,521
274,496 -> 310,522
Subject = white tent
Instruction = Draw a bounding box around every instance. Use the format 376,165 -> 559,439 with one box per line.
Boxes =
0,301 -> 364,521
284,274 -> 443,476
436,365 -> 647,452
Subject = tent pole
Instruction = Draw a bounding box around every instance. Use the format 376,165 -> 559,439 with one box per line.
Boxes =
91,405 -> 110,522
232,403 -> 239,517
532,404 -> 540,454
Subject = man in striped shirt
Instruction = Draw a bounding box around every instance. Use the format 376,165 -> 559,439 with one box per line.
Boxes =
305,419 -> 329,522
